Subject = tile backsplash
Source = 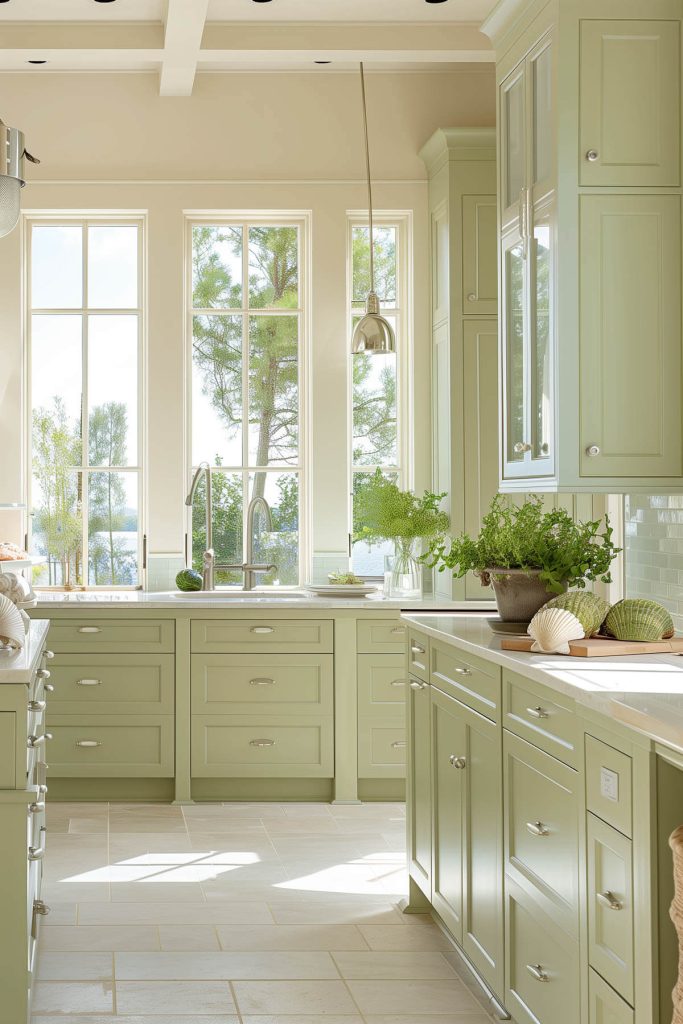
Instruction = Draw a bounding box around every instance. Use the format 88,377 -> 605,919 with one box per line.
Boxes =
624,495 -> 683,631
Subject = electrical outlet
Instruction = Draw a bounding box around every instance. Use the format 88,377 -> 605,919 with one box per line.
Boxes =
600,766 -> 619,803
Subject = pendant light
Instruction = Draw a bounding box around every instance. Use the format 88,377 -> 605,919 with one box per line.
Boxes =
0,119 -> 39,239
351,63 -> 395,355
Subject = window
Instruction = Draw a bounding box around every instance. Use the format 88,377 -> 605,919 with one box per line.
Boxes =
188,216 -> 308,587
349,214 -> 410,576
27,219 -> 144,587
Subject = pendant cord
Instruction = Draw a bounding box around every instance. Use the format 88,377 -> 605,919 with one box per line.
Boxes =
359,62 -> 374,294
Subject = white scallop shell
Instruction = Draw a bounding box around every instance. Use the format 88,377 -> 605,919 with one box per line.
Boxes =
0,571 -> 33,607
0,593 -> 25,650
527,606 -> 585,655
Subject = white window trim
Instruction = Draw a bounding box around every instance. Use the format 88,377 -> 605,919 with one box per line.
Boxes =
184,210 -> 312,587
23,212 -> 148,590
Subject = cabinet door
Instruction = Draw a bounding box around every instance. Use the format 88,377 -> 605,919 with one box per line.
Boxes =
430,686 -> 465,941
501,227 -> 528,480
580,195 -> 682,478
407,677 -> 432,898
529,32 -> 554,203
462,196 -> 497,315
528,204 -> 554,472
580,21 -> 680,187
500,64 -> 527,230
587,814 -> 634,1005
589,968 -> 634,1024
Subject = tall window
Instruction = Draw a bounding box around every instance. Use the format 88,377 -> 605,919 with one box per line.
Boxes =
28,219 -> 144,588
349,215 -> 409,576
189,217 -> 307,587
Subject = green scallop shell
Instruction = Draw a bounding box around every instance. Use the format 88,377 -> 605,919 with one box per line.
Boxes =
543,591 -> 610,638
175,568 -> 203,592
603,598 -> 674,642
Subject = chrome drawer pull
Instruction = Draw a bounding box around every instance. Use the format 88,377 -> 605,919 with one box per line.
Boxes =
452,667 -> 472,677
249,678 -> 275,686
29,802 -> 45,814
390,679 -> 406,687
43,650 -> 54,660
27,733 -> 52,749
44,683 -> 54,693
390,627 -> 406,636
526,963 -> 549,983
526,820 -> 550,837
409,680 -> 426,690
449,755 -> 467,769
250,738 -> 275,747
28,700 -> 46,713
391,740 -> 407,749
596,890 -> 622,911
33,899 -> 50,916
251,626 -> 275,634
36,669 -> 51,680
411,643 -> 426,655
77,627 -> 102,633
28,846 -> 45,861
527,705 -> 549,719
76,740 -> 102,748
77,678 -> 102,687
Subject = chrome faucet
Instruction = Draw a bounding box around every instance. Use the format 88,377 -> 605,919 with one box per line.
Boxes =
185,463 -> 213,589
193,490 -> 277,592
245,495 -> 276,591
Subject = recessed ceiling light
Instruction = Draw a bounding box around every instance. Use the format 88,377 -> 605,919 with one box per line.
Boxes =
27,60 -> 47,64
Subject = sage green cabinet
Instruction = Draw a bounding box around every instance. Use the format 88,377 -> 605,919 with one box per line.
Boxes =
587,813 -> 634,1005
46,618 -> 174,653
589,969 -> 634,1024
192,717 -> 333,778
431,685 -> 465,940
462,196 -> 497,315
47,716 -> 175,777
191,654 -> 333,717
357,654 -> 406,779
48,654 -> 174,715
407,673 -> 432,898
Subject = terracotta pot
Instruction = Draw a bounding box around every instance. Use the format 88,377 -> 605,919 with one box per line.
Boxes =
482,568 -> 567,623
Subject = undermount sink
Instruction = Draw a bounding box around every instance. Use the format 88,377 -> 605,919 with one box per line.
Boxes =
171,589 -> 309,600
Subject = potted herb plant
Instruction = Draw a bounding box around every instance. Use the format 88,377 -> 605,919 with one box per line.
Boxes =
425,494 -> 619,621
354,470 -> 450,598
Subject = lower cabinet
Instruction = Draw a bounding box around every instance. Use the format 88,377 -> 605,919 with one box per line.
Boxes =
587,813 -> 634,1005
407,674 -> 432,897
589,969 -> 634,1024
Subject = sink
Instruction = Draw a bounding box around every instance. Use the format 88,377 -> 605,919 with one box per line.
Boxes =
171,590 -> 309,600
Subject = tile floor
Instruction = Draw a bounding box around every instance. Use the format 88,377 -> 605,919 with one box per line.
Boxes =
34,801 -> 497,1023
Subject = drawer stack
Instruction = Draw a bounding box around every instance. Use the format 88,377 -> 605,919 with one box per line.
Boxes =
46,619 -> 175,778
356,619 -> 407,779
190,618 -> 334,779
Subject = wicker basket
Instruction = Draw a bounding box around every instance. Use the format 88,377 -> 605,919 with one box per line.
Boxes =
669,826 -> 683,1023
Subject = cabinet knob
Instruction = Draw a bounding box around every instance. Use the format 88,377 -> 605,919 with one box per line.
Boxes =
33,899 -> 50,916
37,669 -> 51,680
76,740 -> 102,748
249,738 -> 275,748
391,740 -> 407,749
526,705 -> 549,720
586,149 -> 599,162
27,733 -> 52,748
449,755 -> 467,769
586,444 -> 601,457
390,627 -> 406,636
43,650 -> 54,660
29,801 -> 45,815
44,683 -> 55,693
411,643 -> 426,655
452,666 -> 472,677
526,963 -> 549,983
409,680 -> 426,690
596,890 -> 623,911
28,700 -> 47,713
28,846 -> 45,862
526,820 -> 550,837
390,679 -> 406,687
513,441 -> 532,454
467,293 -> 477,302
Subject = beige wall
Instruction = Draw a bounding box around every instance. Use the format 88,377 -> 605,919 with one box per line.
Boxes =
0,69 -> 495,576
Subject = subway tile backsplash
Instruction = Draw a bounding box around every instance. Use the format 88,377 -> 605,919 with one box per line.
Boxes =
624,495 -> 683,631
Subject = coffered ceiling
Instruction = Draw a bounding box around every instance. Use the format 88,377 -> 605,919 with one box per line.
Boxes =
0,0 -> 495,96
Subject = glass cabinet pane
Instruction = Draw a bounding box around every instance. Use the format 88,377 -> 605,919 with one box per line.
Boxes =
532,42 -> 553,189
504,240 -> 526,465
503,70 -> 526,212
531,220 -> 552,461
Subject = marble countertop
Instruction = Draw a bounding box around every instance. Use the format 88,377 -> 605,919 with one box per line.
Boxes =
402,612 -> 683,755
0,619 -> 49,684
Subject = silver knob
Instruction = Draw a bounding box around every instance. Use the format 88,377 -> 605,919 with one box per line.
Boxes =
27,733 -> 52,748
467,292 -> 477,302
586,444 -> 601,457
586,149 -> 599,162
44,683 -> 54,693
28,846 -> 45,861
37,669 -> 51,680
513,441 -> 532,454
43,650 -> 54,660
29,802 -> 45,814
33,899 -> 50,915
409,680 -> 426,690
526,706 -> 549,720
28,700 -> 46,713
526,963 -> 549,983
449,755 -> 467,769
596,890 -> 623,911
452,666 -> 472,677
411,643 -> 426,655
526,820 -> 550,837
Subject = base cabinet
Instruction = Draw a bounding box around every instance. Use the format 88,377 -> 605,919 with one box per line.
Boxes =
431,686 -> 465,940
407,675 -> 432,897
589,969 -> 635,1024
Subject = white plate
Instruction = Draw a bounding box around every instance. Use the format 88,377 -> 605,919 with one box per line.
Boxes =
304,584 -> 379,597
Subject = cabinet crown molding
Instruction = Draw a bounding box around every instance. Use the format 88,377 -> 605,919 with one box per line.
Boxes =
419,127 -> 496,173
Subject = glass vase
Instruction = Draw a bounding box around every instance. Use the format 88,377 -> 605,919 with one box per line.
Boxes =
389,537 -> 423,600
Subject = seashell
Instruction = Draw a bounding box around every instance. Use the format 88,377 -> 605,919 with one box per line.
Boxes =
0,593 -> 25,650
542,591 -> 610,639
528,606 -> 585,655
0,571 -> 32,607
603,598 -> 674,642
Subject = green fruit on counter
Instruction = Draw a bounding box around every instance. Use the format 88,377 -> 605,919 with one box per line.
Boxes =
175,568 -> 203,592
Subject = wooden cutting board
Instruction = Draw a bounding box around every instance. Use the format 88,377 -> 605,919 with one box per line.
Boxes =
500,635 -> 683,658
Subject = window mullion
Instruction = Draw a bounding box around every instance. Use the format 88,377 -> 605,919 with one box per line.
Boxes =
81,224 -> 89,586
242,223 -> 250,570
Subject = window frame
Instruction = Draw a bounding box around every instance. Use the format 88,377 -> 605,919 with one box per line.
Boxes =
185,211 -> 312,588
347,210 -> 413,578
24,213 -> 147,590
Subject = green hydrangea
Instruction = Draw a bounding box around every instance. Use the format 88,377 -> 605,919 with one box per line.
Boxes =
354,470 -> 449,546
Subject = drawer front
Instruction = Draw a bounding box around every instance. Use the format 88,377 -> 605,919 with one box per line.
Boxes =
431,640 -> 501,723
589,967 -> 634,1024
358,723 -> 406,778
585,735 -> 633,838
407,631 -> 429,682
357,618 -> 407,654
48,655 -> 174,715
48,716 -> 174,777
505,731 -> 580,935
504,670 -> 579,768
506,879 -> 580,1024
587,814 -> 634,1004
191,654 -> 333,716
46,619 -> 174,653
357,655 -> 406,717
191,618 -> 333,653
191,716 -> 333,777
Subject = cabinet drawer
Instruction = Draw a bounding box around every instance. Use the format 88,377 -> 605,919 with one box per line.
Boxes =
589,967 -> 634,1024
191,717 -> 333,778
191,654 -> 333,716
408,631 -> 429,682
504,730 -> 580,936
48,716 -> 174,777
191,619 -> 333,653
357,618 -> 406,654
585,735 -> 632,838
431,640 -> 501,723
358,723 -> 406,778
506,878 -> 580,1024
46,619 -> 174,654
357,655 -> 406,718
48,655 -> 174,715
504,670 -> 579,768
587,814 -> 634,1005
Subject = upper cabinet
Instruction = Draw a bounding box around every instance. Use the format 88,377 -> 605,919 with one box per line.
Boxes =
484,0 -> 683,492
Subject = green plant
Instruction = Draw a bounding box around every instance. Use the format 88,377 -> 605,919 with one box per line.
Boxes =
353,470 -> 449,546
425,494 -> 620,594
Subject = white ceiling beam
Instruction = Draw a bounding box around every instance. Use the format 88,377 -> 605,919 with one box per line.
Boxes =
160,0 -> 210,97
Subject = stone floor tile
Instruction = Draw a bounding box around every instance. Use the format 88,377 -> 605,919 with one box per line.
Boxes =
31,981 -> 114,1014
36,952 -> 114,980
332,951 -> 457,979
348,979 -> 481,1015
232,980 -> 357,1015
116,980 -> 236,1015
158,924 -> 221,950
39,925 -> 160,952
115,950 -> 339,979
216,923 -> 368,951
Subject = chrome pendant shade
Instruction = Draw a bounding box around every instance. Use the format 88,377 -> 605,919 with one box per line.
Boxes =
0,119 -> 39,239
351,63 -> 395,355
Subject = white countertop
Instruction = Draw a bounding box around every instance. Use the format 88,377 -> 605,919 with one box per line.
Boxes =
403,613 -> 683,755
0,619 -> 49,684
